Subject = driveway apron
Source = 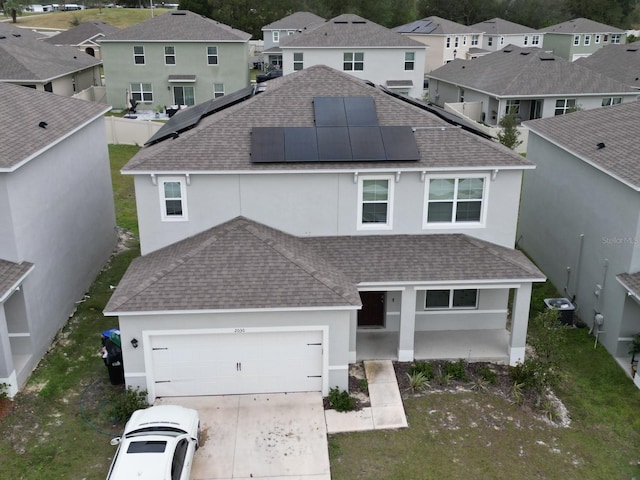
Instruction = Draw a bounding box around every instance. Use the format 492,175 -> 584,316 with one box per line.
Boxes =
156,392 -> 330,480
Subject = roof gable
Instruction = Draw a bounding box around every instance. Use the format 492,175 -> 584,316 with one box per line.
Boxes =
44,21 -> 119,46
470,17 -> 537,35
262,11 -> 326,31
576,42 -> 640,89
540,17 -> 625,34
394,16 -> 482,35
0,259 -> 33,302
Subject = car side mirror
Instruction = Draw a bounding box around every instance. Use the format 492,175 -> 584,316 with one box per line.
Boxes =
110,437 -> 121,446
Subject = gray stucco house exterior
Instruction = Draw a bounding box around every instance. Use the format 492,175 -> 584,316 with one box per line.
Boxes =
261,11 -> 325,68
519,102 -> 640,380
105,65 -> 544,403
100,10 -> 251,111
0,84 -> 116,396
469,18 -> 541,52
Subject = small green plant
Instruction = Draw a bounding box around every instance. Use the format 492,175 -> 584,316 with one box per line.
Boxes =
470,376 -> 489,392
69,14 -> 82,27
541,397 -> 559,422
107,386 -> 149,423
529,309 -> 567,364
406,371 -> 429,393
327,387 -> 357,412
478,365 -> 497,384
497,111 -> 522,150
442,359 -> 468,381
358,378 -> 368,392
0,382 -> 8,400
511,381 -> 525,405
409,361 -> 434,380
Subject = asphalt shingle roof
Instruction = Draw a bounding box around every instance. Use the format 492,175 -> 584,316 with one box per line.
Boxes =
124,65 -> 531,172
428,45 -> 635,96
0,22 -> 101,81
576,42 -> 640,89
44,21 -> 119,46
105,217 -> 544,313
470,18 -> 537,35
100,10 -> 250,42
0,259 -> 33,302
279,13 -> 423,48
262,11 -> 325,31
618,272 -> 640,297
524,101 -> 640,190
539,17 -> 625,34
0,83 -> 110,170
394,16 -> 482,35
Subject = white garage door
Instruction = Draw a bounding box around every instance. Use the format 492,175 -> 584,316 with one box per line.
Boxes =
149,329 -> 323,397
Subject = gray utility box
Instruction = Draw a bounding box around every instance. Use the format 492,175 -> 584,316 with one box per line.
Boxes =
544,298 -> 575,325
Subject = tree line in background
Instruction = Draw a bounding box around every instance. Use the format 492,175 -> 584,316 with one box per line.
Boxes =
175,0 -> 640,38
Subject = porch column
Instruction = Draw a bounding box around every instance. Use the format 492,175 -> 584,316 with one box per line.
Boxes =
398,287 -> 416,362
348,310 -> 357,363
509,282 -> 532,366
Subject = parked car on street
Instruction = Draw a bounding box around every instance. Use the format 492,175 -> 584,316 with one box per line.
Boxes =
256,69 -> 283,82
106,405 -> 200,480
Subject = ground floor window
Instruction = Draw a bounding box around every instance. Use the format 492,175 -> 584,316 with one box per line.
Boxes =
131,82 -> 153,102
214,83 -> 224,98
425,289 -> 478,309
602,97 -> 622,106
554,98 -> 576,115
173,86 -> 195,106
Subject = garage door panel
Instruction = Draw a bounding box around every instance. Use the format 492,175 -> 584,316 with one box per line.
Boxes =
149,330 -> 323,397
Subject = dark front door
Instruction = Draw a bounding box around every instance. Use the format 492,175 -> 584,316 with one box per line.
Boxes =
358,292 -> 385,327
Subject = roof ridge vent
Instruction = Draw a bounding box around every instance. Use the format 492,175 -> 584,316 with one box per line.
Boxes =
352,20 -> 367,24
520,51 -> 530,55
333,20 -> 348,24
503,48 -> 513,52
540,56 -> 555,61
171,11 -> 186,15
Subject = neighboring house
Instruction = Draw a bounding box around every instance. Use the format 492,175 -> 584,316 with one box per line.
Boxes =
44,20 -> 119,59
104,65 -> 544,403
427,45 -> 637,126
0,22 -> 102,95
518,101 -> 640,379
394,16 -> 484,73
278,14 -> 426,98
470,17 -> 541,52
576,41 -> 640,90
261,11 -> 325,68
100,10 -> 251,111
0,84 -> 116,396
539,17 -> 626,61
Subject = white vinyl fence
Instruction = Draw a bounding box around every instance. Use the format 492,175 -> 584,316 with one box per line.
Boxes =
104,116 -> 164,145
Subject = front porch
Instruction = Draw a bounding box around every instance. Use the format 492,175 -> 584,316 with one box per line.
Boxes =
356,329 -> 510,364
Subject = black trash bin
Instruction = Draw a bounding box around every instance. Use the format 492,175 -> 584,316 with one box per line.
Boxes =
101,329 -> 124,385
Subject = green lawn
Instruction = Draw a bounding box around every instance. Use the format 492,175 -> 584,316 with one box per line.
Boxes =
109,144 -> 140,236
11,8 -> 172,29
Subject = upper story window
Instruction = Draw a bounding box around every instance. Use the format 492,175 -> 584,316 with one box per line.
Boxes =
487,36 -> 493,46
611,34 -> 621,44
471,34 -> 479,46
343,52 -> 364,71
133,45 -> 145,65
584,34 -> 591,46
531,35 -> 540,45
130,82 -> 152,102
287,30 -> 294,36
463,36 -> 467,45
573,35 -> 580,46
273,31 -> 279,43
602,97 -> 622,106
555,98 -> 576,115
524,35 -> 529,45
446,36 -> 451,48
500,36 -> 505,45
424,176 -> 486,226
214,83 -> 224,98
160,177 -> 188,221
164,46 -> 176,65
293,52 -> 304,71
454,36 -> 459,48
425,289 -> 478,309
595,34 -> 601,44
357,176 -> 394,230
207,46 -> 218,65
404,52 -> 415,70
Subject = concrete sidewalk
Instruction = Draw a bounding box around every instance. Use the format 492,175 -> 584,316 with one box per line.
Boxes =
325,360 -> 407,433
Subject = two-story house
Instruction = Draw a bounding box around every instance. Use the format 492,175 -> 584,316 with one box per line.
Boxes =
0,22 -> 102,96
539,17 -> 626,61
576,41 -> 640,90
427,46 -> 637,126
261,11 -> 326,69
104,65 -> 544,403
278,14 -> 426,98
518,101 -> 640,382
44,20 -> 119,59
470,18 -> 542,52
393,16 -> 485,73
0,84 -> 116,396
100,10 -> 251,111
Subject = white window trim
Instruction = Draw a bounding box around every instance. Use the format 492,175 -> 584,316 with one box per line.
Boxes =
424,288 -> 479,310
213,83 -> 224,98
573,35 -> 580,46
164,45 -> 176,65
595,34 -> 601,44
611,34 -> 621,44
357,175 -> 394,231
293,52 -> 304,71
532,35 -> 540,45
172,85 -> 195,107
471,35 -> 479,46
273,31 -> 279,43
206,46 -> 218,65
446,36 -> 451,48
130,82 -> 153,103
584,34 -> 591,46
422,173 -> 489,229
159,177 -> 188,221
133,45 -> 145,65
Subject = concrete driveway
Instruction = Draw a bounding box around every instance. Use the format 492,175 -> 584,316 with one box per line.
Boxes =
156,392 -> 331,480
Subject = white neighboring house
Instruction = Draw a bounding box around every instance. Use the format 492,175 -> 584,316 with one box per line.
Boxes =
261,11 -> 326,69
279,13 -> 426,98
470,17 -> 542,52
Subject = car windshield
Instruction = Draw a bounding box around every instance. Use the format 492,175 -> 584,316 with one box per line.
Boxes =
125,426 -> 186,438
127,440 -> 167,453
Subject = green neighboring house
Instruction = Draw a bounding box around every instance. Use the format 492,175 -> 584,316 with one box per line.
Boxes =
539,17 -> 626,61
100,10 -> 251,111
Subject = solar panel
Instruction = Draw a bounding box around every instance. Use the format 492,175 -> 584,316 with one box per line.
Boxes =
317,127 -> 352,161
349,127 -> 386,161
313,97 -> 347,126
284,127 -> 318,162
344,97 -> 378,126
380,126 -> 420,161
250,127 -> 285,163
203,86 -> 254,117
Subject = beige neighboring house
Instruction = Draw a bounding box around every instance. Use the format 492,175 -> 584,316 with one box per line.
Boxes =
44,21 -> 119,60
394,16 -> 484,73
0,22 -> 101,95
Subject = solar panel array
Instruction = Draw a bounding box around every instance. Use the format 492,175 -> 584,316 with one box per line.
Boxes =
251,96 -> 420,163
